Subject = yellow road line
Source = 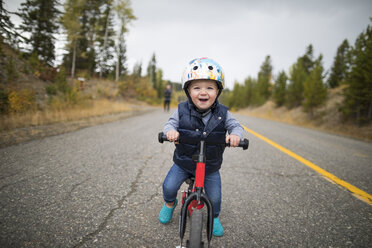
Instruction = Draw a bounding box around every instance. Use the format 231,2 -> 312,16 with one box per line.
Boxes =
242,125 -> 372,205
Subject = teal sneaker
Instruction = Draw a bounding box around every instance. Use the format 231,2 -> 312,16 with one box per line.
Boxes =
158,199 -> 177,224
213,217 -> 224,237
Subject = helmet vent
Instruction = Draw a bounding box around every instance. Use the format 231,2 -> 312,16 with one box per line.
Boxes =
208,66 -> 213,70
193,66 -> 198,70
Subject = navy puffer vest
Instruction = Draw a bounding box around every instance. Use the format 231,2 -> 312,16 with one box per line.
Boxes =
173,101 -> 228,174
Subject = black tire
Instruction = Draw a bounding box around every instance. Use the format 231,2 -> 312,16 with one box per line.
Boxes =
188,209 -> 203,248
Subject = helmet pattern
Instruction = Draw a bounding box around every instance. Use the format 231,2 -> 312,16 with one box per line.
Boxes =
181,57 -> 224,90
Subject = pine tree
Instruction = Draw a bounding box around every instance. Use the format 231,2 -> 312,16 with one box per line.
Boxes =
302,55 -> 327,118
342,25 -> 372,124
286,59 -> 307,108
62,0 -> 103,76
229,82 -> 246,109
79,0 -> 102,75
244,76 -> 260,106
0,0 -> 23,47
156,68 -> 164,99
61,0 -> 85,78
18,0 -> 60,65
301,44 -> 314,74
273,70 -> 287,107
286,44 -> 314,108
132,61 -> 142,78
116,36 -> 127,80
113,0 -> 136,81
256,55 -> 273,103
328,39 -> 350,88
147,53 -> 157,87
97,0 -> 116,77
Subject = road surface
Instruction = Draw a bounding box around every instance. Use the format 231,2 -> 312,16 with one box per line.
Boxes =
1,109 -> 371,247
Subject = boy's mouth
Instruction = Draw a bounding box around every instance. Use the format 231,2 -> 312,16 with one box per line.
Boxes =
199,98 -> 208,102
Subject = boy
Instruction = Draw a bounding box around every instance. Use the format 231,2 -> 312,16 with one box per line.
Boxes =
158,58 -> 244,237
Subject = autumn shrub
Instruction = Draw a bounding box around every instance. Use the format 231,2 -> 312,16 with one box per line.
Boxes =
8,89 -> 36,113
134,77 -> 157,102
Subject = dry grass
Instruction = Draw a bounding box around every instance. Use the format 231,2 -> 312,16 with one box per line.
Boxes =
0,99 -> 131,131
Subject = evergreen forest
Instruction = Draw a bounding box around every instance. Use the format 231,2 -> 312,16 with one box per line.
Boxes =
1,0 -> 372,126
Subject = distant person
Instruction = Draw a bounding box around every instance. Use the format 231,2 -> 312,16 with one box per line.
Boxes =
164,84 -> 172,111
158,57 -> 244,237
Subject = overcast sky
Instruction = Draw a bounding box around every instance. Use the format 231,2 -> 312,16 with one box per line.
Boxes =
4,0 -> 372,89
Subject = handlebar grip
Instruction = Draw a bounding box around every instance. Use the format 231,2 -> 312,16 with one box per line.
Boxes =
158,132 -> 167,143
240,138 -> 249,150
226,138 -> 249,150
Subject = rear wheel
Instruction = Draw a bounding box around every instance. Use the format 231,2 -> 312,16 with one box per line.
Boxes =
188,209 -> 204,248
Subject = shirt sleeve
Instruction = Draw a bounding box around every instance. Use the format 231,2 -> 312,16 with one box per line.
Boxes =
225,111 -> 244,139
163,109 -> 179,134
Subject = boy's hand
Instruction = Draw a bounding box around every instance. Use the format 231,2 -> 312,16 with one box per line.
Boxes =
226,134 -> 240,147
166,130 -> 179,143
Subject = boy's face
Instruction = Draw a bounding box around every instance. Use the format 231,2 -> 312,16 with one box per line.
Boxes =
187,80 -> 219,110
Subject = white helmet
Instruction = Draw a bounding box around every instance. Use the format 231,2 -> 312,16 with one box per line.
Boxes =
181,57 -> 225,91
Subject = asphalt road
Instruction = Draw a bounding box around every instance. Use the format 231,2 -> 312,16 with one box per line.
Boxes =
1,109 -> 371,247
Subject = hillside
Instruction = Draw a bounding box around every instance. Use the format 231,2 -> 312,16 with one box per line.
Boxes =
0,42 -> 51,107
238,86 -> 372,142
0,42 -> 153,147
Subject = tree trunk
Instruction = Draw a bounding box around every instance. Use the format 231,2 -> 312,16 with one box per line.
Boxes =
115,45 -> 119,82
100,8 -> 110,78
356,100 -> 361,125
71,39 -> 77,79
368,95 -> 372,120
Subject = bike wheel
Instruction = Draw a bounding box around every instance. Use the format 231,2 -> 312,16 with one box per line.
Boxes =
188,209 -> 203,248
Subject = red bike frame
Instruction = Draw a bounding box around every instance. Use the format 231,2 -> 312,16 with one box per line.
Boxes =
179,140 -> 214,246
194,162 -> 205,188
185,162 -> 206,216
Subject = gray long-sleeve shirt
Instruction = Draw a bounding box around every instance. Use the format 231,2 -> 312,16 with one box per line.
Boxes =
163,109 -> 244,139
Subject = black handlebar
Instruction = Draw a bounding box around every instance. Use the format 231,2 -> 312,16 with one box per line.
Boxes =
158,132 -> 249,150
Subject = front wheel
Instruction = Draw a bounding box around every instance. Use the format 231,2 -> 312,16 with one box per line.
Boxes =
188,209 -> 204,248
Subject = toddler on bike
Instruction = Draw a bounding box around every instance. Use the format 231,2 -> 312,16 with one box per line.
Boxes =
158,58 -> 244,237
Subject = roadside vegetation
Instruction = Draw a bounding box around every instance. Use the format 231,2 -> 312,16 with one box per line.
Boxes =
0,40 -> 179,131
0,0 -> 180,132
0,0 -> 371,142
